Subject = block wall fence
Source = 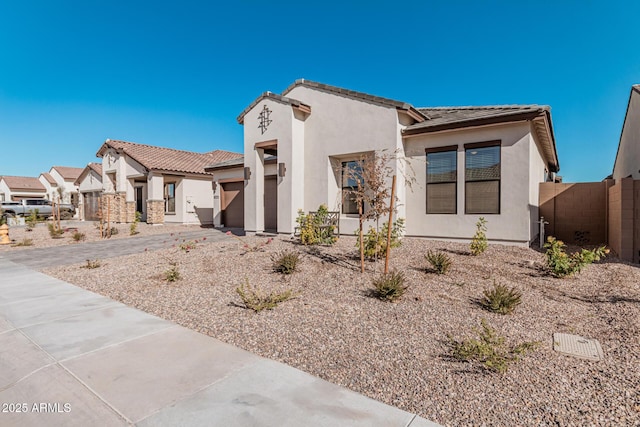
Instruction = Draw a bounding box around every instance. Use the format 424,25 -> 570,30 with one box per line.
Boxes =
539,177 -> 638,263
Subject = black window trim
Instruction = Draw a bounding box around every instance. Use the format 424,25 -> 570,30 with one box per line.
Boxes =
425,145 -> 458,215
341,160 -> 364,215
464,140 -> 501,215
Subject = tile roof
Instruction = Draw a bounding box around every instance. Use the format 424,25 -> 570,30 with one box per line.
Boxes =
1,175 -> 46,192
40,172 -> 57,185
407,105 -> 550,133
204,155 -> 277,171
88,162 -> 102,176
283,79 -> 425,114
407,105 -> 559,172
74,163 -> 103,186
98,140 -> 242,176
238,79 -> 427,124
51,166 -> 84,181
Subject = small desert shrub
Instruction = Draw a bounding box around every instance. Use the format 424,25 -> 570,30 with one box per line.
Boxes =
271,249 -> 301,274
470,217 -> 488,255
164,263 -> 181,282
130,211 -> 141,235
110,227 -> 119,236
236,280 -> 295,312
25,209 -> 39,231
47,222 -> 64,239
371,270 -> 408,302
296,204 -> 337,245
425,250 -> 452,274
72,231 -> 86,242
13,238 -> 33,247
480,281 -> 522,315
179,240 -> 197,252
544,236 -> 608,278
449,319 -> 538,373
81,259 -> 101,269
357,218 -> 405,259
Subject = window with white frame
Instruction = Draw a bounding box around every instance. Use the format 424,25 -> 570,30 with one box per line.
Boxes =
465,141 -> 501,214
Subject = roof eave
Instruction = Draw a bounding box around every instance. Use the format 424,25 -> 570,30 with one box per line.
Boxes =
402,110 -> 545,136
237,92 -> 311,124
612,85 -> 640,177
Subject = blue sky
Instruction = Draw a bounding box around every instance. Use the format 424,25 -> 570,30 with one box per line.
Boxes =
1,1 -> 638,182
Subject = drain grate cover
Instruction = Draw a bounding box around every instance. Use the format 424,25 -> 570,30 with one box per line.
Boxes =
553,333 -> 603,361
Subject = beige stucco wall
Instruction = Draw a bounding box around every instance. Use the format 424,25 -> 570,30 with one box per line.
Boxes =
243,99 -> 295,233
38,175 -> 57,201
181,177 -> 214,225
404,122 -> 543,245
77,170 -> 103,193
242,87 -> 406,235
50,168 -> 79,204
613,89 -> 640,179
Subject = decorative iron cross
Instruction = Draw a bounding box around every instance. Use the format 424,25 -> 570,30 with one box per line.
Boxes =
258,104 -> 272,134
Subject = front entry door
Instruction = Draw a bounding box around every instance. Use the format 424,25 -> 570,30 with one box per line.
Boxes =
264,175 -> 277,231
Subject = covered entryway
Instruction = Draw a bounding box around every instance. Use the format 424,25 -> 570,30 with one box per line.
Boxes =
221,181 -> 244,228
264,175 -> 278,231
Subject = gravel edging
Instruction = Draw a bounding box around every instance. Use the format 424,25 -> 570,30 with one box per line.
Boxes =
43,236 -> 640,426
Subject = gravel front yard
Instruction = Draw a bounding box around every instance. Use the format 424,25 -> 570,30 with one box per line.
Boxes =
42,235 -> 640,426
0,221 -> 205,252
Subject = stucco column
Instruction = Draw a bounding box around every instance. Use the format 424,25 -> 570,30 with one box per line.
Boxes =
146,172 -> 165,224
253,148 -> 265,233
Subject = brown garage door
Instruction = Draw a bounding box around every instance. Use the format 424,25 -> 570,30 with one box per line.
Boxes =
221,181 -> 244,228
83,191 -> 101,221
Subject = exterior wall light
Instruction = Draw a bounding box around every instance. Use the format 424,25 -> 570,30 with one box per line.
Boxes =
244,167 -> 251,180
278,163 -> 286,177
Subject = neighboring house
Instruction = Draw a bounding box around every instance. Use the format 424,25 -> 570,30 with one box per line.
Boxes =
48,166 -> 84,207
96,139 -> 241,225
612,84 -> 640,179
206,79 -> 559,246
0,175 -> 47,201
74,163 -> 103,221
38,172 -> 58,201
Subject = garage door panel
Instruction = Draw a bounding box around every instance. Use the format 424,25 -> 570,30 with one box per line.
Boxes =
221,182 -> 244,228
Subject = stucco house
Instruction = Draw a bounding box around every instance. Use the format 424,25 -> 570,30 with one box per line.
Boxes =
47,166 -> 84,207
74,163 -> 103,221
38,172 -> 59,201
206,79 -> 559,246
0,175 -> 47,201
612,84 -> 640,180
96,139 -> 241,225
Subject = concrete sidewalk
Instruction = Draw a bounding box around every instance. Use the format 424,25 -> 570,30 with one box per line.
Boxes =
0,257 -> 440,426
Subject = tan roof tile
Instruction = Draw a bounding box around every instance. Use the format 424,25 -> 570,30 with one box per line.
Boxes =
1,176 -> 47,192
99,140 -> 242,175
51,166 -> 84,180
40,172 -> 57,185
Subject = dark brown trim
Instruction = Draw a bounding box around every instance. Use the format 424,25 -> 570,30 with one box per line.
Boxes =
255,139 -> 278,149
425,144 -> 458,154
463,140 -> 501,150
218,178 -> 244,184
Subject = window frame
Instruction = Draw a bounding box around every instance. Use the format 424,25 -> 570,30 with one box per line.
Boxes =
164,182 -> 176,215
425,145 -> 458,215
464,140 -> 501,215
341,160 -> 364,215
